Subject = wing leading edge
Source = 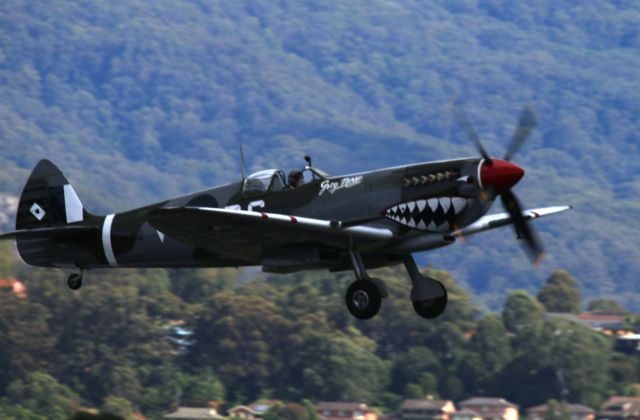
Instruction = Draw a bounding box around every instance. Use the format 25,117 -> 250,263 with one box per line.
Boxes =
147,205 -> 570,261
458,205 -> 572,236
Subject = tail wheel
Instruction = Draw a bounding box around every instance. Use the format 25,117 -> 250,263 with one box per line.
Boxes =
412,280 -> 448,319
67,273 -> 83,291
345,279 -> 382,320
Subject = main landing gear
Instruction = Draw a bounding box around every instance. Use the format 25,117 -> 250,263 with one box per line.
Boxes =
344,249 -> 448,320
345,248 -> 388,319
403,254 -> 448,319
67,271 -> 83,290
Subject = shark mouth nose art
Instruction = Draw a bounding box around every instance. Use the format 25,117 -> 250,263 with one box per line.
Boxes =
384,197 -> 468,232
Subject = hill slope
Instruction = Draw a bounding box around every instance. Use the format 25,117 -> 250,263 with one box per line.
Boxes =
0,0 -> 638,307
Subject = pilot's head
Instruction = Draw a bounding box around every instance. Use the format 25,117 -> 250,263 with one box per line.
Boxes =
288,170 -> 304,188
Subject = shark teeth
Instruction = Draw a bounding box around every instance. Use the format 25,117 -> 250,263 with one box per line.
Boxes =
451,197 -> 467,214
428,198 -> 439,212
440,197 -> 451,214
384,196 -> 469,232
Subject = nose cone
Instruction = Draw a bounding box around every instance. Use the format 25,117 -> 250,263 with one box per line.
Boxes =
480,159 -> 525,194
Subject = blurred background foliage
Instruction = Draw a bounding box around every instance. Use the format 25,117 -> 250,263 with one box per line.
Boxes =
1,256 -> 639,417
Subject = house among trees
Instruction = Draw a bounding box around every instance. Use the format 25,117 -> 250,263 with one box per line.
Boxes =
315,402 -> 378,420
451,409 -> 482,420
399,399 -> 456,420
614,334 -> 640,354
458,398 -> 518,420
597,397 -> 640,420
0,278 -> 26,298
164,406 -> 224,419
527,402 -> 595,420
578,313 -> 637,336
227,401 -> 276,419
545,312 -> 638,337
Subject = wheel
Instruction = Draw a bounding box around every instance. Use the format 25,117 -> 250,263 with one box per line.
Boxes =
67,273 -> 83,290
412,280 -> 448,319
345,279 -> 382,320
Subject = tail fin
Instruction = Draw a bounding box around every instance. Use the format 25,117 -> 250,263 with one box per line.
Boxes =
16,159 -> 91,230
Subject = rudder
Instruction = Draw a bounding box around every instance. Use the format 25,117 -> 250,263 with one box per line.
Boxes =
16,159 -> 89,230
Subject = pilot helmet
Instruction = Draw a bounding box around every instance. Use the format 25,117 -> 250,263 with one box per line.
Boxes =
288,169 -> 303,186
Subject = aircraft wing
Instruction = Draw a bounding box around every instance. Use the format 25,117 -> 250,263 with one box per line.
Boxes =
148,206 -> 393,260
458,205 -> 572,236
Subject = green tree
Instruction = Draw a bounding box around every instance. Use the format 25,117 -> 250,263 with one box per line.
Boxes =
587,298 -> 627,314
179,369 -> 225,406
43,274 -> 176,408
471,315 -> 511,374
0,294 -> 54,392
498,318 -> 611,407
468,314 -> 512,393
403,383 -> 425,399
296,327 -> 387,402
169,268 -> 237,304
100,396 -> 136,419
608,353 -> 640,395
189,288 -> 290,402
0,398 -> 44,420
303,399 -> 320,420
537,270 -> 581,313
390,347 -> 441,396
6,372 -> 80,420
544,399 -> 570,420
502,290 -> 544,333
264,402 -> 311,420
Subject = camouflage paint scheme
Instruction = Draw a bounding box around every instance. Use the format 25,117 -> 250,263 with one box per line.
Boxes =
1,157 -> 570,319
10,158 -> 489,270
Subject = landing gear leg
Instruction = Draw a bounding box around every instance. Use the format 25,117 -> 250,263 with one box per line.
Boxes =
67,271 -> 83,291
344,247 -> 388,320
403,254 -> 448,319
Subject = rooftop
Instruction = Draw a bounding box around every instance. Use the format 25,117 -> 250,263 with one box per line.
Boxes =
459,398 -> 518,408
600,396 -> 640,415
164,407 -> 223,419
527,403 -> 594,414
400,400 -> 453,410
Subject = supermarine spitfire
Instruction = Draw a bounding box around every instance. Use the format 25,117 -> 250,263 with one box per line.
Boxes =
1,102 -> 571,319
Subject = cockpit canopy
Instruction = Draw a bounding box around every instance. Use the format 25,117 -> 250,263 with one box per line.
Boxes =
241,164 -> 329,198
242,169 -> 286,198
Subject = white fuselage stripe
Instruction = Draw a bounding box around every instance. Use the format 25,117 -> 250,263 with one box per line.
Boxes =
102,214 -> 118,267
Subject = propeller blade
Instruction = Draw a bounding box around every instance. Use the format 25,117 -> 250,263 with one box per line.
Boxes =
503,105 -> 538,161
450,97 -> 493,164
500,190 -> 545,264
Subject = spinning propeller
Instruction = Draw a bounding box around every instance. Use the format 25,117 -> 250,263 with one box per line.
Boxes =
451,98 -> 544,264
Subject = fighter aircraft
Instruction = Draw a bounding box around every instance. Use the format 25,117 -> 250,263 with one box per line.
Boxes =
0,102 -> 571,319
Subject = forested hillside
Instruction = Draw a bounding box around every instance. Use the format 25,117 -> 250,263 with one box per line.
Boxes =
0,0 -> 638,306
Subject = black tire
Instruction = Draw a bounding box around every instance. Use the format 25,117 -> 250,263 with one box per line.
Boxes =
412,280 -> 448,319
345,279 -> 382,320
67,273 -> 83,291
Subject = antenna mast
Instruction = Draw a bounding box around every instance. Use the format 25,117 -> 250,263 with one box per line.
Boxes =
240,145 -> 247,180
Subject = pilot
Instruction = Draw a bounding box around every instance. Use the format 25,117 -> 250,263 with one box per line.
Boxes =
287,169 -> 304,188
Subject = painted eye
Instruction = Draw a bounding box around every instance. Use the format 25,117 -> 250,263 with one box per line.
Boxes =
457,176 -> 474,184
